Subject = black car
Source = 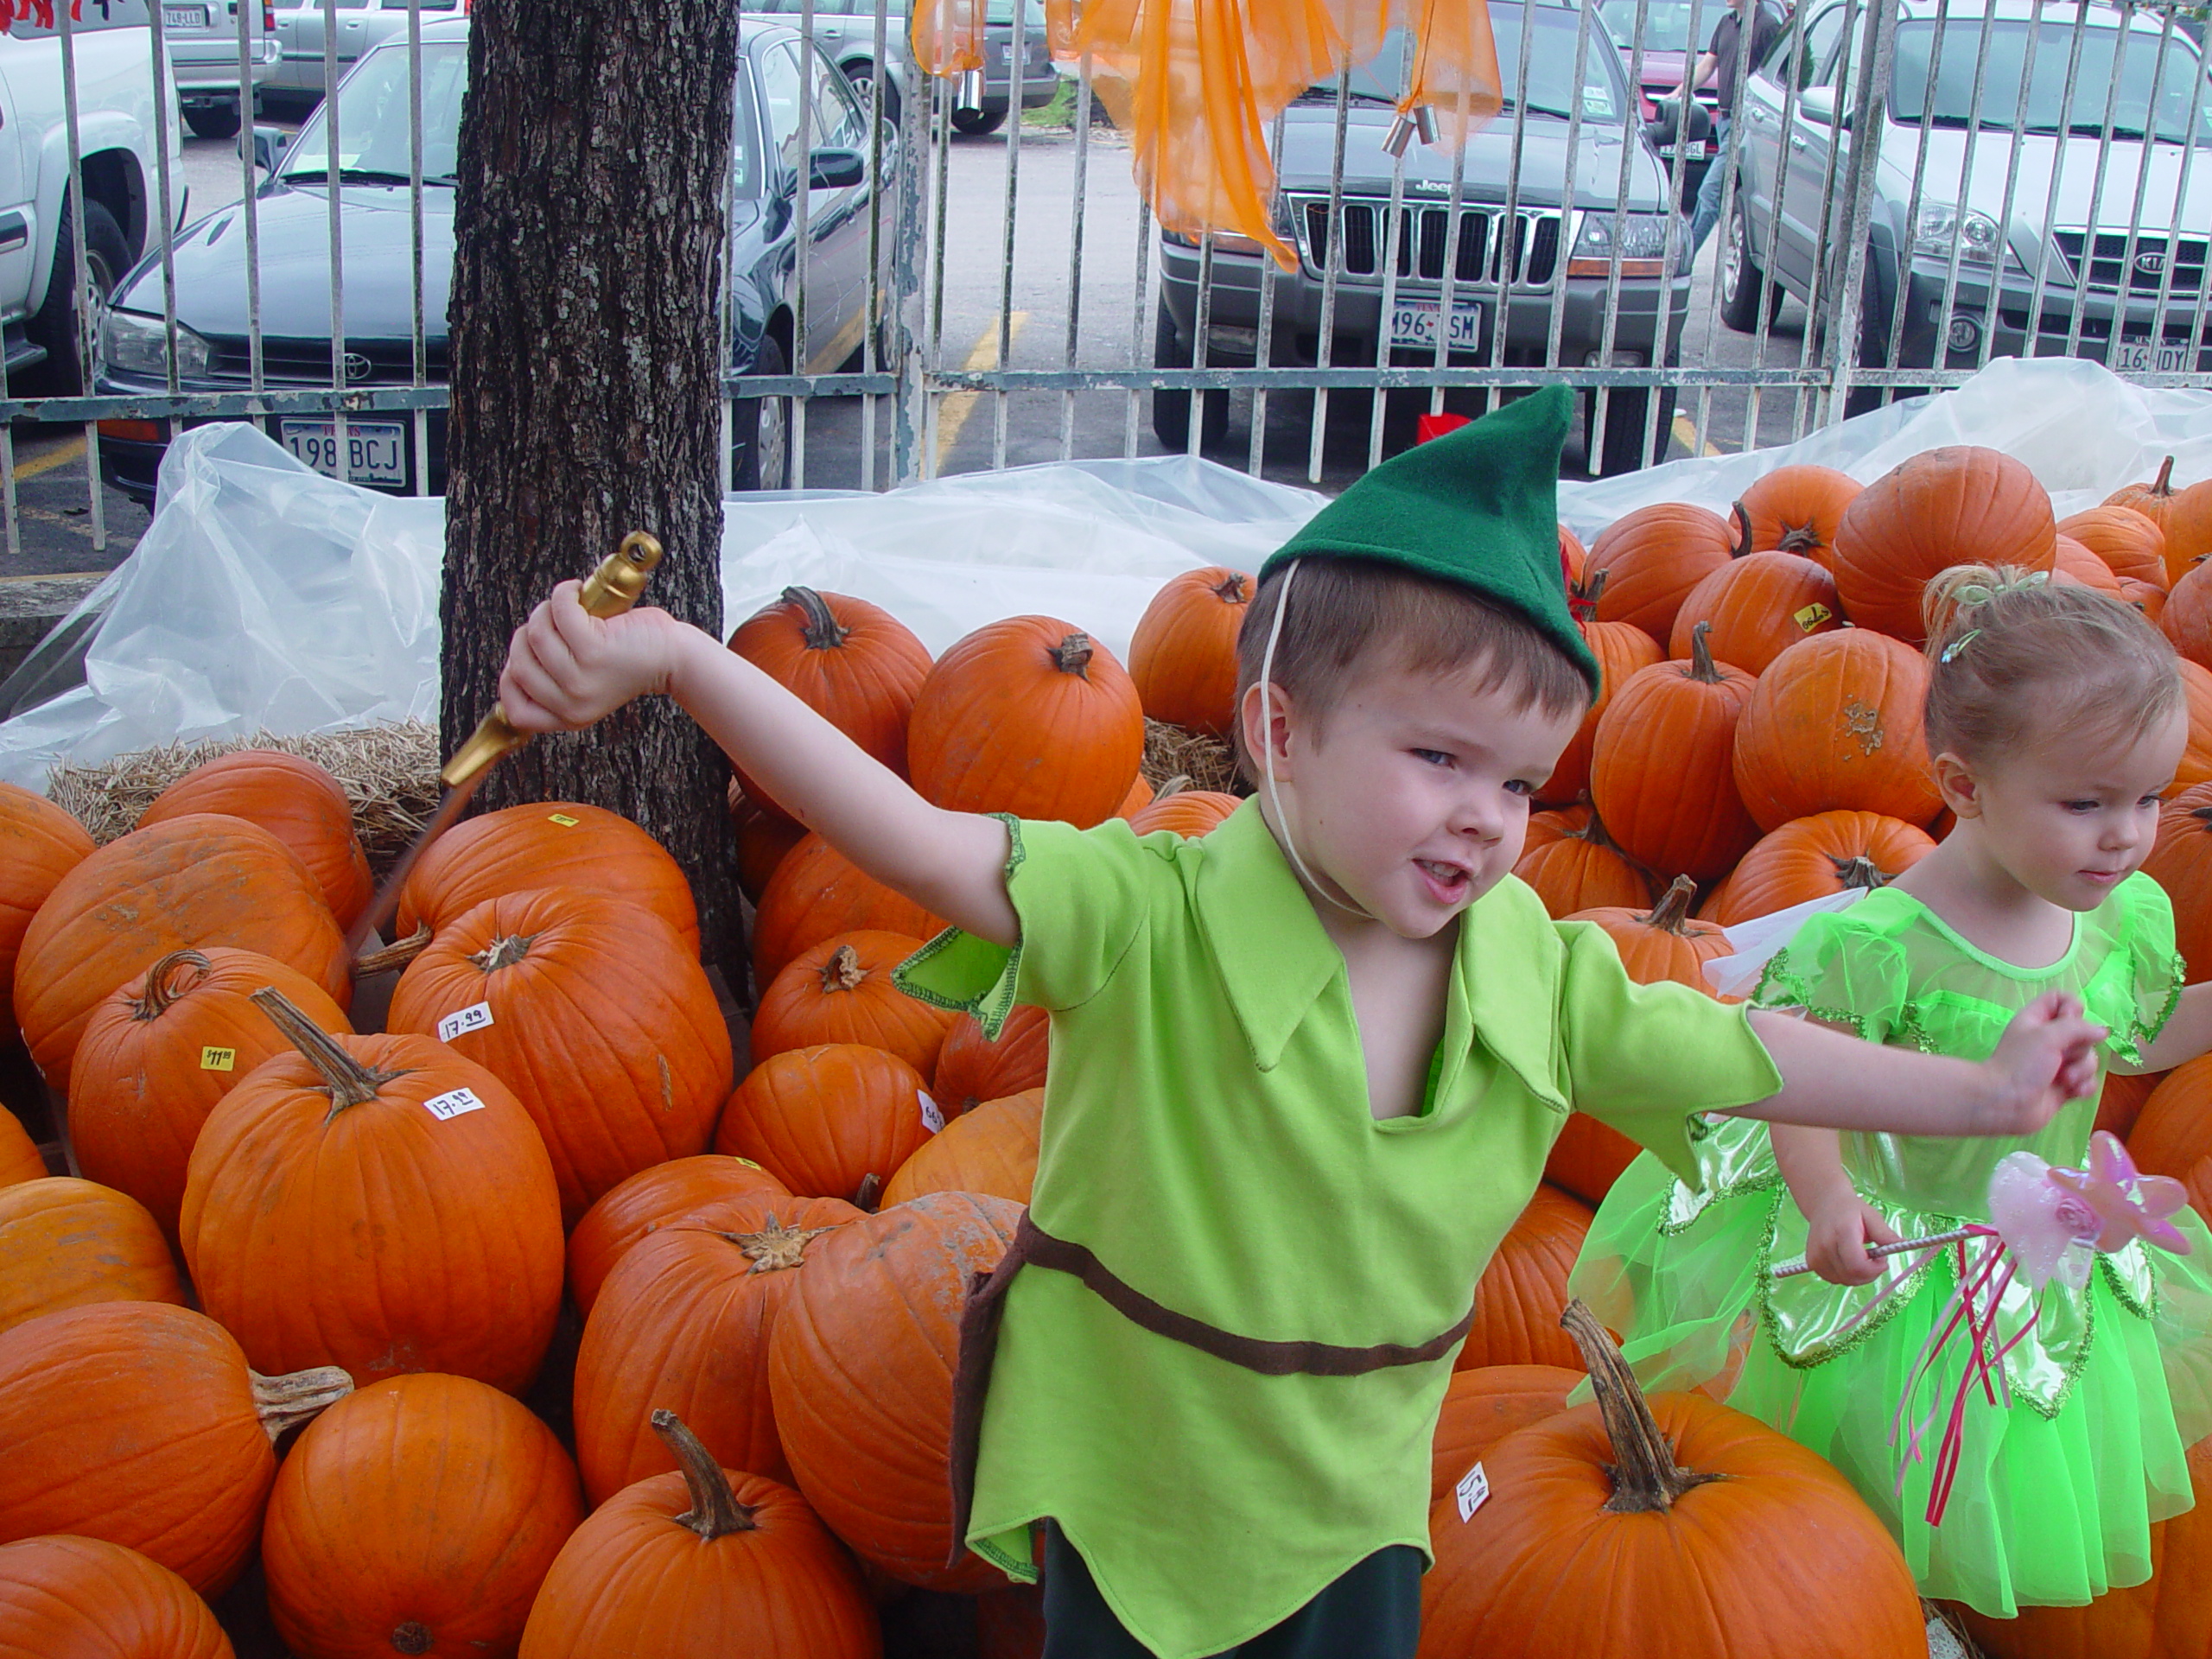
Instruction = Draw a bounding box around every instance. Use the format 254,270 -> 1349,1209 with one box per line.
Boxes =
95,15 -> 891,501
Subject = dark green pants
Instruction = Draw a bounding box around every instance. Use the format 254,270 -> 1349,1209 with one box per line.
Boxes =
1039,1522 -> 1422,1659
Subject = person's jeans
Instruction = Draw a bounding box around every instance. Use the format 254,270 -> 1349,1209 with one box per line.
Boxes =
1688,116 -> 1731,258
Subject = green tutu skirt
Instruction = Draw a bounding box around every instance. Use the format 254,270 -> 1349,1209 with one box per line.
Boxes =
1571,1130 -> 2212,1617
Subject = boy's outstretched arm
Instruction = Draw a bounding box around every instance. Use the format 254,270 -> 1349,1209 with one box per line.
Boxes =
499,583 -> 1020,947
1732,993 -> 2104,1138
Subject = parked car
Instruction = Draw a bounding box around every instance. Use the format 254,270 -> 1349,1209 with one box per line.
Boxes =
262,0 -> 465,106
161,0 -> 281,138
1153,0 -> 1692,475
94,15 -> 893,500
1720,0 -> 2212,396
740,0 -> 1058,130
2,0 -> 185,396
1595,0 -> 1724,201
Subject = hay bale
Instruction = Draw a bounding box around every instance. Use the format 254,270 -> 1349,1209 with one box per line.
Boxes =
1141,719 -> 1241,798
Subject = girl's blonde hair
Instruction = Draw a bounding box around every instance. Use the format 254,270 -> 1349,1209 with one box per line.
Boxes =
1921,563 -> 2181,761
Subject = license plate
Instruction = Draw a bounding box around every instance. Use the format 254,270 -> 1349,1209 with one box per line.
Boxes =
162,6 -> 209,25
1389,299 -> 1484,351
278,419 -> 406,486
2108,340 -> 2192,374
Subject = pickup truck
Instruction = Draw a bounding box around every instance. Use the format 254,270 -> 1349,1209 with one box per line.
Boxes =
2,3 -> 184,396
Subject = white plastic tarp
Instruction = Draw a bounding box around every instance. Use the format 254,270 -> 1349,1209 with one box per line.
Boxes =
3,356 -> 2209,792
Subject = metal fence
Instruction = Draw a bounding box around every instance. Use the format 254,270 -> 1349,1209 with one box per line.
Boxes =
5,0 -> 2211,559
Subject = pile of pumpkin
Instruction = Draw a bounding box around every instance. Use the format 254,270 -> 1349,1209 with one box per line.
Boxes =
2,445 -> 2212,1659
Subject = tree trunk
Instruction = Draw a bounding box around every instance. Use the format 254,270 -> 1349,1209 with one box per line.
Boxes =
444,0 -> 741,965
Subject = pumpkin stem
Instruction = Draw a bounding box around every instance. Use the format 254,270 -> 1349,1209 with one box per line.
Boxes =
2153,455 -> 2176,496
1560,1299 -> 1721,1513
133,949 -> 213,1021
784,586 -> 850,651
470,932 -> 539,974
250,987 -> 396,1111
852,1172 -> 884,1213
251,1363 -> 354,1444
652,1408 -> 760,1539
1638,875 -> 1701,935
1569,565 -> 1609,622
734,1214 -> 841,1273
1051,632 -> 1096,678
820,945 -> 868,994
1211,572 -> 1251,606
1829,853 -> 1894,891
1728,503 -> 1753,559
391,1623 -> 434,1656
1776,520 -> 1822,555
352,922 -> 433,979
1686,621 -> 1725,685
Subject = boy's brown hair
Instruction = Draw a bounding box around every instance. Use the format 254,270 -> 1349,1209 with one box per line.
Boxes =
1230,556 -> 1592,780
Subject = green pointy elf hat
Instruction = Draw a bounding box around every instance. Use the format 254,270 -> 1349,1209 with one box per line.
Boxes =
1257,383 -> 1596,692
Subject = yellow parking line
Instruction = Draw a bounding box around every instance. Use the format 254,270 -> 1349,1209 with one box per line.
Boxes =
934,312 -> 1030,473
11,435 -> 88,481
1671,412 -> 1725,458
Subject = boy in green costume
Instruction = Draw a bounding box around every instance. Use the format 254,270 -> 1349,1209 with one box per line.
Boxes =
492,384 -> 2104,1659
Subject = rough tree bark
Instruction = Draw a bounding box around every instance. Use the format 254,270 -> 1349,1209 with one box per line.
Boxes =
444,0 -> 741,964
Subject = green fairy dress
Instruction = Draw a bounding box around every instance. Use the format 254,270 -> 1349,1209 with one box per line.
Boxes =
1569,873 -> 2212,1616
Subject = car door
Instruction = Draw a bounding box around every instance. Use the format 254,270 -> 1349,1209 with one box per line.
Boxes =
1774,2 -> 1852,291
0,52 -> 35,327
798,45 -> 873,368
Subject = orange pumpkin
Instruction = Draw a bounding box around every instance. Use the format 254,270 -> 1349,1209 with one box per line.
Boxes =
1831,446 -> 2056,641
1128,790 -> 1242,838
1566,878 -> 1732,995
2051,534 -> 2125,597
1421,1303 -> 1926,1658
932,1005 -> 1050,1115
68,948 -> 352,1246
767,1191 -> 1021,1592
728,587 -> 933,819
1128,567 -> 1252,736
1586,504 -> 1738,645
1559,524 -> 1587,583
716,1043 -> 939,1206
0,1534 -> 234,1659
2121,576 -> 2169,623
566,1154 -> 791,1317
2162,559 -> 2212,671
1428,1363 -> 1580,1501
1542,1111 -> 1643,1205
181,990 -> 564,1396
881,1088 -> 1044,1207
1732,465 -> 1862,568
0,785 -> 93,1044
517,1413 -> 879,1659
2096,1068 -> 2161,1141
0,1116 -> 42,1190
1668,550 -> 1841,676
1732,629 -> 1940,831
1116,773 -> 1154,821
731,783 -> 808,905
908,617 -> 1144,829
574,1198 -> 860,1500
139,751 -> 372,930
2177,661 -> 2212,789
386,887 -> 734,1224
261,1373 -> 585,1659
1537,601 -> 1663,807
750,933 -> 957,1085
1513,806 -> 1651,920
2143,785 -> 2212,983
2126,1054 -> 2212,1180
1590,626 -> 1761,883
1454,1183 -> 1593,1372
0,1300 -> 351,1597
2107,456 -> 2212,585
2060,505 -> 2169,589
752,835 -> 944,988
14,815 -> 350,1095
1707,810 -> 1936,926
0,1179 -> 181,1339
395,802 -> 699,955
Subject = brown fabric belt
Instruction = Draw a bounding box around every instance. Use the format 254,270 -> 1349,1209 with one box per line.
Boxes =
946,1211 -> 1476,1563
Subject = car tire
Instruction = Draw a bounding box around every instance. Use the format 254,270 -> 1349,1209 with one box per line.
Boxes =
22,196 -> 130,398
1149,298 -> 1228,453
734,332 -> 793,492
950,106 -> 1007,135
842,60 -> 899,125
1717,192 -> 1777,334
185,101 -> 244,141
1588,385 -> 1679,478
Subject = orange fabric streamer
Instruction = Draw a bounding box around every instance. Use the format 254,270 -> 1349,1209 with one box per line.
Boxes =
1401,0 -> 1504,148
912,0 -> 989,75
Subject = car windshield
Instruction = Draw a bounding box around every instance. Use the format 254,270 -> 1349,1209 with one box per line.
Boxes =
1890,19 -> 2212,145
280,38 -> 770,193
1313,6 -> 1628,125
1596,0 -> 1706,58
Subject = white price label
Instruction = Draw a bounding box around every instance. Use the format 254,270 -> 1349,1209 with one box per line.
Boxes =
1454,1462 -> 1490,1522
423,1087 -> 488,1122
919,1092 -> 945,1135
436,1002 -> 495,1043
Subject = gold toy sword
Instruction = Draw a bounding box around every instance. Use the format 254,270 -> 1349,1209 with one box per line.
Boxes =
346,531 -> 664,959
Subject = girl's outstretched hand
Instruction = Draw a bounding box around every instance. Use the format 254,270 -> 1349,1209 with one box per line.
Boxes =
1977,991 -> 2107,1135
498,580 -> 690,734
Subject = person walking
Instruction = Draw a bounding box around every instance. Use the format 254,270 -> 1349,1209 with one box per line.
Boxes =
1688,0 -> 1786,259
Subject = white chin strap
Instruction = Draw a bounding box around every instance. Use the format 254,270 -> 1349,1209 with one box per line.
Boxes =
1259,558 -> 1376,922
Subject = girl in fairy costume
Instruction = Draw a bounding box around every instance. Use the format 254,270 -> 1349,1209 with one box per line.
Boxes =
1570,563 -> 2212,1617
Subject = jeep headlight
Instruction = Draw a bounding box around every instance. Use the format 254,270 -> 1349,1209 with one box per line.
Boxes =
1568,212 -> 1674,276
1912,203 -> 2017,268
100,309 -> 214,380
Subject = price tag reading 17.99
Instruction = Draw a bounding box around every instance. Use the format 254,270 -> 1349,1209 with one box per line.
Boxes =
423,1087 -> 488,1122
437,1002 -> 495,1043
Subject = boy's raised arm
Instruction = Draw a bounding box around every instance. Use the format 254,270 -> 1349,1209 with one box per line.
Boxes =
499,582 -> 1020,947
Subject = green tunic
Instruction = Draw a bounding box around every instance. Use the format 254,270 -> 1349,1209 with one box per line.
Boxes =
897,800 -> 1783,1659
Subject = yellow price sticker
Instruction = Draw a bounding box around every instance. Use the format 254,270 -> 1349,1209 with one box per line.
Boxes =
200,1046 -> 238,1072
734,1157 -> 763,1171
548,812 -> 581,827
1794,602 -> 1834,631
